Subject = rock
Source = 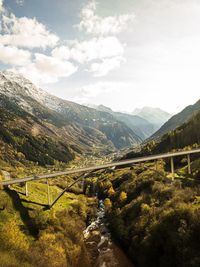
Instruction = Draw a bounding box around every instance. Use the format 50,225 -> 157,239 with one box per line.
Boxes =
89,230 -> 101,243
98,236 -> 109,250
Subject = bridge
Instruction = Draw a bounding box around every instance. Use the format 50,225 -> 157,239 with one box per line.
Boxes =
1,148 -> 200,208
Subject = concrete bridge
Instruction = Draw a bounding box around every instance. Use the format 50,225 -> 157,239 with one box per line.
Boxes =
1,148 -> 200,208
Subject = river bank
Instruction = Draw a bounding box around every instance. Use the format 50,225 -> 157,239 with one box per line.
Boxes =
83,200 -> 134,267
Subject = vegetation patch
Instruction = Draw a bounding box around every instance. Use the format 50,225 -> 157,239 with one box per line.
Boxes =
89,160 -> 200,267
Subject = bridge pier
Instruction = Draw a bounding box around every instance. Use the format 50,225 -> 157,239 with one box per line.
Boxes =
187,154 -> 191,174
47,179 -> 51,206
170,157 -> 175,178
82,178 -> 87,194
25,182 -> 28,197
155,160 -> 158,171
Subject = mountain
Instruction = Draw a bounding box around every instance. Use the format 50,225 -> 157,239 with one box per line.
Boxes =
133,106 -> 172,132
150,99 -> 200,140
122,107 -> 200,161
0,71 -> 141,166
88,104 -> 155,140
152,109 -> 200,153
0,96 -> 75,166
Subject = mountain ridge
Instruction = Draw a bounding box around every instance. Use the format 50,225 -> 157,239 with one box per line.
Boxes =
0,71 -> 142,167
150,99 -> 200,140
87,104 -> 156,140
132,106 -> 172,132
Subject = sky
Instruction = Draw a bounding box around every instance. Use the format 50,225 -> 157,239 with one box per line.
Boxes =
0,0 -> 200,114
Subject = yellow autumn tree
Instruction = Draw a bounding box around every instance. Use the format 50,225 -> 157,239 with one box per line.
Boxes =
0,174 -> 3,190
31,232 -> 66,267
108,186 -> 115,196
104,198 -> 112,210
119,191 -> 127,203
1,217 -> 29,251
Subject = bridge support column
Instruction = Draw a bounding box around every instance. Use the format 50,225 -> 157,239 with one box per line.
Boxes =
187,154 -> 191,174
170,157 -> 175,178
47,179 -> 51,206
155,160 -> 158,171
25,182 -> 28,197
82,178 -> 86,194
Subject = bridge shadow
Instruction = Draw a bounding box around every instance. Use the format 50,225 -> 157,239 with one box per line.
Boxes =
15,190 -> 48,208
21,198 -> 48,208
5,188 -> 39,237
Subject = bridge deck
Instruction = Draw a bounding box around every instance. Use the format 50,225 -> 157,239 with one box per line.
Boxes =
1,148 -> 200,186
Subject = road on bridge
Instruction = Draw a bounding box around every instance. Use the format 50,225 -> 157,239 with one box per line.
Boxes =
1,148 -> 200,187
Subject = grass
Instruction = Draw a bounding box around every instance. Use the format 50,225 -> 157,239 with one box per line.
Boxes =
0,174 -> 95,267
11,180 -> 86,212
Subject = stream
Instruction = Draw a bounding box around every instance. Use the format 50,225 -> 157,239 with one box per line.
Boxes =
83,200 -> 134,267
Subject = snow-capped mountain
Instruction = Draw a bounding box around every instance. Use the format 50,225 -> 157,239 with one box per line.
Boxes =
0,71 -> 142,156
0,71 -> 59,114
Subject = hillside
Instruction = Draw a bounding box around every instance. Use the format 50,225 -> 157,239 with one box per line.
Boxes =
89,104 -> 155,140
122,109 -> 200,161
150,99 -> 200,140
86,107 -> 200,267
0,172 -> 94,267
0,71 -> 142,167
91,161 -> 200,267
0,92 -> 114,167
152,109 -> 200,153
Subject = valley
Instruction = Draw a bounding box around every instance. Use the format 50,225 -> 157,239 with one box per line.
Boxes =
0,0 -> 200,266
0,72 -> 200,267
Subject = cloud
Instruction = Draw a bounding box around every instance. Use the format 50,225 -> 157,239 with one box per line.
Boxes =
0,14 -> 59,48
34,53 -> 77,76
88,56 -> 125,77
0,44 -> 31,66
51,46 -> 71,60
77,0 -> 135,36
52,37 -> 124,63
0,0 -> 78,85
52,37 -> 125,76
0,0 -> 129,81
71,37 -> 124,63
68,0 -> 131,76
11,53 -> 78,85
69,81 -> 126,105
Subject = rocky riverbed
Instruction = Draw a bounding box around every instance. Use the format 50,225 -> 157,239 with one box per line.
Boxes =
83,200 -> 134,267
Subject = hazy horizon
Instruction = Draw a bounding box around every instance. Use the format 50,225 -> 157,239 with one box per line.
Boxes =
0,0 -> 200,113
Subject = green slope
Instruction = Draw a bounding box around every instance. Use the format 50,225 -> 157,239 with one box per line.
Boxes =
150,99 -> 200,140
0,175 -> 94,267
0,95 -> 74,166
153,110 -> 200,153
123,109 -> 200,160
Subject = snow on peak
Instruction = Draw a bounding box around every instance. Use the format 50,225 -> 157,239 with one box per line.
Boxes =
0,70 -> 45,100
0,71 -> 64,114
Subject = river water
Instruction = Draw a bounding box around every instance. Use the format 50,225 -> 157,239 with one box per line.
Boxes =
83,200 -> 134,267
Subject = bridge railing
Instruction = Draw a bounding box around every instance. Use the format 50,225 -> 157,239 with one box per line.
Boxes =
1,148 -> 200,187
1,148 -> 200,208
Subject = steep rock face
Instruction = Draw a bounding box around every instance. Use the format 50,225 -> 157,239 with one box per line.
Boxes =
0,72 -> 141,166
150,99 -> 200,140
